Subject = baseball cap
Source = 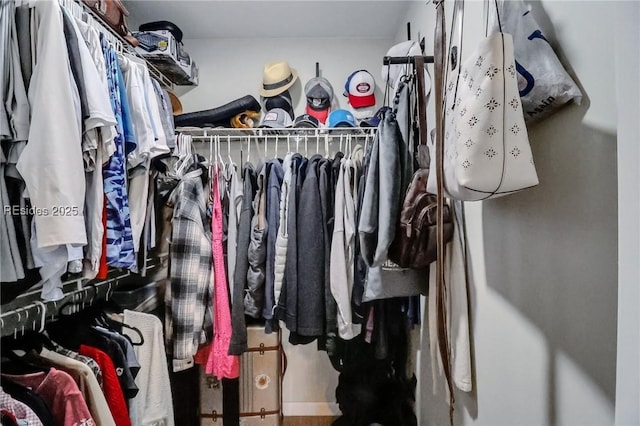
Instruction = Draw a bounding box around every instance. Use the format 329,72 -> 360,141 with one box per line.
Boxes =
305,76 -> 334,124
328,109 -> 356,128
294,114 -> 320,129
259,108 -> 293,128
360,106 -> 391,128
344,70 -> 376,109
264,90 -> 294,119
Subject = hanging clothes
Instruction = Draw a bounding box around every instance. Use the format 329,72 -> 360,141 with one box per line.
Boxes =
24,348 -> 116,426
1,379 -> 54,426
2,369 -> 95,426
122,309 -> 175,426
16,0 -> 86,249
263,159 -> 284,327
205,164 -> 240,379
0,387 -> 43,426
78,345 -> 132,426
330,154 -> 363,340
101,36 -> 137,271
281,154 -> 306,340
295,155 -> 326,340
245,163 -> 268,318
229,163 -> 256,355
272,153 -> 294,323
225,163 -> 243,302
166,165 -> 213,372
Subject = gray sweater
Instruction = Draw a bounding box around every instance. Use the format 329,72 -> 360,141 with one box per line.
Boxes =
229,163 -> 256,355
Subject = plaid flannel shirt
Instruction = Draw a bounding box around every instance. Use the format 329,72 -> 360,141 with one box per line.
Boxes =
167,169 -> 213,371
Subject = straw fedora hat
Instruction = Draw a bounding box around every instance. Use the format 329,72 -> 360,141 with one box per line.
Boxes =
260,60 -> 298,97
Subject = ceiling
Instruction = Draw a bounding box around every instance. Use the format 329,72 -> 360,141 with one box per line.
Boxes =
124,1 -> 415,40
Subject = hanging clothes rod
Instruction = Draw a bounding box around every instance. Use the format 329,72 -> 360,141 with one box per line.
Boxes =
383,55 -> 434,65
0,255 -> 166,338
0,275 -> 117,338
176,127 -> 377,141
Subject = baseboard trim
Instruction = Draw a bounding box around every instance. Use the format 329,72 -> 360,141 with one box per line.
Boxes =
283,402 -> 341,416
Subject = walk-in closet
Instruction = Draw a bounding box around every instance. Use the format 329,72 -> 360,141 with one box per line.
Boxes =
1,0 -> 637,425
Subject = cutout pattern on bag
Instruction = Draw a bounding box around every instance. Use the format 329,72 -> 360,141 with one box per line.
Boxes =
429,31 -> 539,201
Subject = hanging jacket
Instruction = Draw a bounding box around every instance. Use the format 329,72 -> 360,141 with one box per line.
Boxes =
167,166 -> 212,371
272,154 -> 293,319
226,163 -> 243,298
282,155 -> 306,335
359,111 -> 408,268
245,163 -> 268,318
263,159 -> 284,324
296,154 -> 325,338
229,163 -> 257,355
318,157 -> 338,353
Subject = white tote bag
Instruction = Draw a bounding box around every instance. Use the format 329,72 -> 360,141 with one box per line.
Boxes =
427,0 -> 539,201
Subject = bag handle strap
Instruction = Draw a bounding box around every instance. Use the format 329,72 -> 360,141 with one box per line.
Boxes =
434,1 -> 455,424
445,0 -> 465,112
415,56 -> 428,147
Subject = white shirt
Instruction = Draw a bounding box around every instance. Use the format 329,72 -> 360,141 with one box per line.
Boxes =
330,158 -> 362,340
119,55 -> 169,169
17,0 -> 86,248
64,9 -> 117,277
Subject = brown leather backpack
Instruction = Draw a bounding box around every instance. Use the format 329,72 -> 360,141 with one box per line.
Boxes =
388,167 -> 453,269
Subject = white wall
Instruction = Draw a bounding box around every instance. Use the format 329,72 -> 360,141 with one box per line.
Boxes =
397,1 -> 620,424
181,36 -> 395,416
614,2 -> 640,425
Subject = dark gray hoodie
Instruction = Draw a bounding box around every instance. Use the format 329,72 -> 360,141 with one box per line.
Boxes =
229,163 -> 256,355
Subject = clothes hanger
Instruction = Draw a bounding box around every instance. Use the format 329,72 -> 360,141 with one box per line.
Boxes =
324,133 -> 330,158
88,300 -> 145,346
254,137 -> 261,163
218,135 -> 224,167
227,135 -> 235,168
246,135 -> 251,164
0,340 -> 50,375
208,135 -> 214,167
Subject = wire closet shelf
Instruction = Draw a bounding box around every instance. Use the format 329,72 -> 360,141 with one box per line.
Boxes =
58,0 -> 175,91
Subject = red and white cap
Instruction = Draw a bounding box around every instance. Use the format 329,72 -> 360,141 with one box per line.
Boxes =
345,70 -> 376,109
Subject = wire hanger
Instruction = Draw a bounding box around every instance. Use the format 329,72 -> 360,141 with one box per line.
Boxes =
247,135 -> 251,163
324,133 -> 330,158
217,135 -> 224,167
264,134 -> 268,159
209,135 -> 214,166
227,135 -> 234,167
